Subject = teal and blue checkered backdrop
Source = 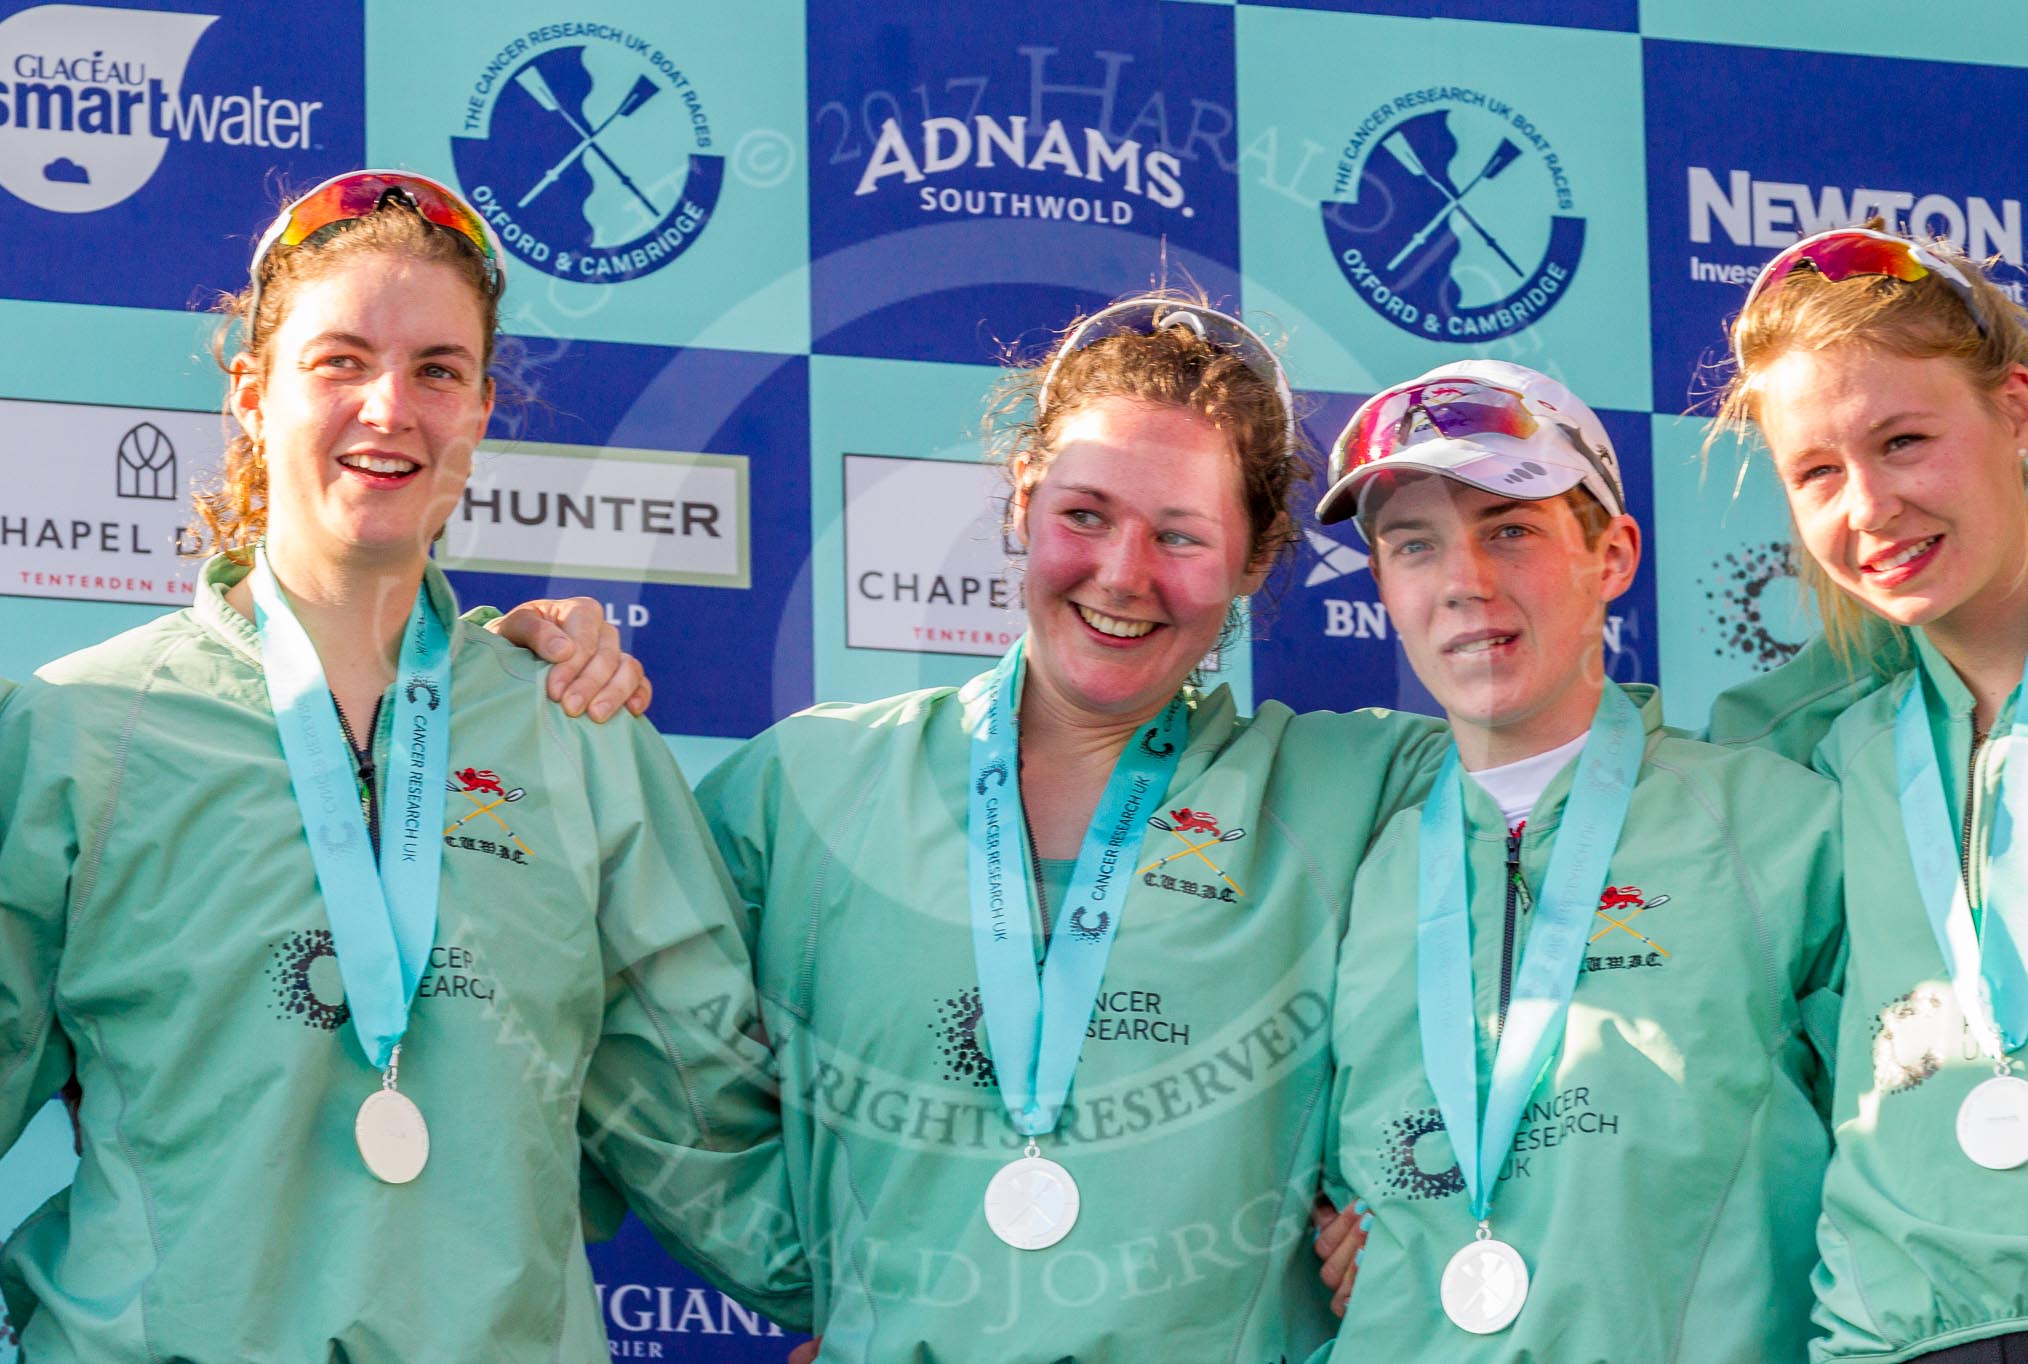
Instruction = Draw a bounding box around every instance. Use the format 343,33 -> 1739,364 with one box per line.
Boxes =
6,0 -> 2027,1356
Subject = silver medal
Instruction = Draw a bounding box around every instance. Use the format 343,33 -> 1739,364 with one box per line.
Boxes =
355,1087 -> 430,1184
1957,1073 -> 2028,1170
1441,1234 -> 1529,1334
984,1147 -> 1080,1250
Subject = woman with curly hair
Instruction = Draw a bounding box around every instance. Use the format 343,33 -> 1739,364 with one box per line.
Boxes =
702,295 -> 1445,1361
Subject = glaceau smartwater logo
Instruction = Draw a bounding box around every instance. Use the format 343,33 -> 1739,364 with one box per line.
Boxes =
0,3 -> 323,213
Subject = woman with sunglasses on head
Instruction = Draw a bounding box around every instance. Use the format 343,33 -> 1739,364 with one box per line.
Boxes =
1707,225 -> 2028,1362
699,295 -> 1447,1362
0,171 -> 806,1360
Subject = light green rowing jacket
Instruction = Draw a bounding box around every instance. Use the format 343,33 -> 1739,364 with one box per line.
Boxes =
1323,685 -> 1845,1364
1703,629 -> 1897,764
697,669 -> 1446,1363
0,558 -> 808,1363
1794,631 -> 2028,1361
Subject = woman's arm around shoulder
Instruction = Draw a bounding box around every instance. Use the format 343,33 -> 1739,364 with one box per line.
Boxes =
569,709 -> 812,1330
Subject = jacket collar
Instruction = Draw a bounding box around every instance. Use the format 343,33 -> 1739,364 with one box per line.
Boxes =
1456,682 -> 1662,839
192,552 -> 464,669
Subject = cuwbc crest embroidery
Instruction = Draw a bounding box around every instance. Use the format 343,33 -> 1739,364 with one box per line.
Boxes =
1140,807 -> 1245,902
442,763 -> 534,865
1583,883 -> 1672,973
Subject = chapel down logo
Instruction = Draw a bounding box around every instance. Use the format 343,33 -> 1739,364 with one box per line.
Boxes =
451,21 -> 722,283
1321,86 -> 1583,341
0,3 -> 324,214
114,420 -> 176,501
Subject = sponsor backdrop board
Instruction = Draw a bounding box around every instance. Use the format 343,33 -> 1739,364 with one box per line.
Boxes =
367,0 -> 812,356
1235,5 -> 1652,412
0,0 -> 2018,1359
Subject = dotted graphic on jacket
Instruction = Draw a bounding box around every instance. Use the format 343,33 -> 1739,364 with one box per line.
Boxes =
266,930 -> 350,1032
932,988 -> 997,1089
1872,985 -> 1953,1093
1704,541 -> 1804,670
1381,1106 -> 1465,1201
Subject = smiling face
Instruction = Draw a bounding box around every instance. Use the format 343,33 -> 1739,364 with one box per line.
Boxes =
1015,396 -> 1268,725
231,253 -> 492,575
1368,473 -> 1639,765
1756,345 -> 2028,642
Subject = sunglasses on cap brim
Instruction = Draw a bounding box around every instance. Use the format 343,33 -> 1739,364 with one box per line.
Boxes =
1324,375 -> 1624,524
248,169 -> 504,322
1737,227 -> 1989,366
1333,377 -> 1544,477
1038,297 -> 1296,452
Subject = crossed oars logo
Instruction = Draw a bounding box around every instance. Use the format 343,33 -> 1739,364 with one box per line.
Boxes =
1383,132 -> 1525,276
443,768 -> 533,859
1589,886 -> 1671,956
1138,809 -> 1245,896
513,67 -> 663,217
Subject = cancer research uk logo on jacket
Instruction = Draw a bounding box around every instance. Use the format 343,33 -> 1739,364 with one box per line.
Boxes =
1321,85 -> 1583,342
0,3 -> 324,214
450,22 -> 721,284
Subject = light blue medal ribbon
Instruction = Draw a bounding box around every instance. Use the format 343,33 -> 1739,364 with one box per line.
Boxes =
966,638 -> 1186,1142
1416,684 -> 1642,1227
1894,664 -> 2028,1061
251,548 -> 452,1074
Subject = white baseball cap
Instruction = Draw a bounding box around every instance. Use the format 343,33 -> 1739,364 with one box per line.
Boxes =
1315,360 -> 1625,529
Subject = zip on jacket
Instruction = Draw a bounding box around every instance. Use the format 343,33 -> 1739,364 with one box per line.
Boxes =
1496,825 -> 1525,1040
1962,727 -> 1987,920
333,693 -> 384,855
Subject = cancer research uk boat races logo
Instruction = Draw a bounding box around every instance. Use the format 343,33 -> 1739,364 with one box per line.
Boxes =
1321,85 -> 1583,342
0,4 -> 322,213
451,22 -> 721,284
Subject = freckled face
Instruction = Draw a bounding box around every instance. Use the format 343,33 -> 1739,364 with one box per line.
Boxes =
1017,397 -> 1267,722
233,254 -> 492,571
1757,346 -> 2028,633
1368,473 -> 1637,749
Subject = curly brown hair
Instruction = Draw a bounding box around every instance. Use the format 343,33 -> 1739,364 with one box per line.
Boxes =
195,201 -> 501,562
984,295 -> 1310,577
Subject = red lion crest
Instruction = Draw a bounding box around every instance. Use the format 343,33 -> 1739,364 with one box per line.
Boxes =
1169,808 -> 1219,835
458,767 -> 506,797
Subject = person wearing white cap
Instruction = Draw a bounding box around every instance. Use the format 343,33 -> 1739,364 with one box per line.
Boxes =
1305,361 -> 1845,1361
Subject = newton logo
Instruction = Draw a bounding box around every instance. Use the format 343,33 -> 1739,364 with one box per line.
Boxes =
1321,86 -> 1584,342
0,3 -> 323,214
451,22 -> 723,284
